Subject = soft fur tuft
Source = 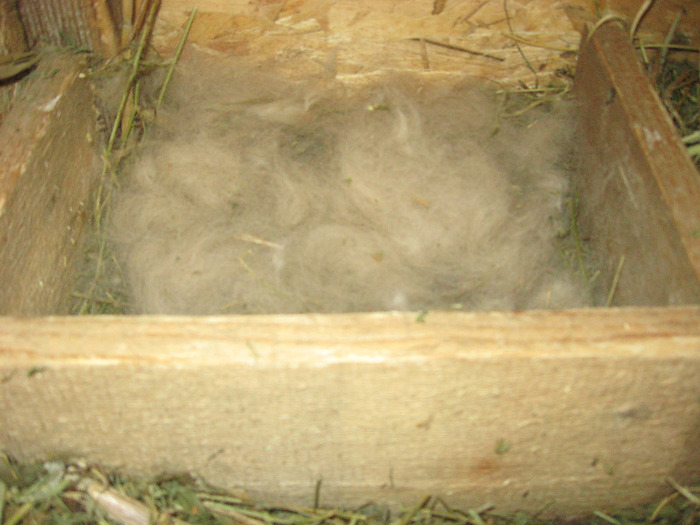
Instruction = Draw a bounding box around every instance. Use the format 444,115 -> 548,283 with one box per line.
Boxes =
109,54 -> 589,314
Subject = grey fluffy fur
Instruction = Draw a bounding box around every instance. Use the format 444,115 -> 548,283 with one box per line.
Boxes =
109,56 -> 589,314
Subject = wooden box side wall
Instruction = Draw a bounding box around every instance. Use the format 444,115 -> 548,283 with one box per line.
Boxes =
152,0 -> 700,83
17,0 -> 118,57
153,0 -> 584,86
0,54 -> 101,315
1,308 -> 700,515
574,23 -> 700,306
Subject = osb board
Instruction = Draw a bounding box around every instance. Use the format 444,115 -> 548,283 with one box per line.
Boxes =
152,0 -> 700,86
574,22 -> 700,306
1,307 -> 699,515
154,0 -> 584,85
0,52 -> 101,315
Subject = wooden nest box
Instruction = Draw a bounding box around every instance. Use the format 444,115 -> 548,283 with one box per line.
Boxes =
1,0 -> 699,517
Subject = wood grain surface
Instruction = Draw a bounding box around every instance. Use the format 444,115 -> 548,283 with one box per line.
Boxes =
2,307 -> 699,515
153,0 -> 583,86
1,1 -> 700,517
0,53 -> 101,314
574,22 -> 700,305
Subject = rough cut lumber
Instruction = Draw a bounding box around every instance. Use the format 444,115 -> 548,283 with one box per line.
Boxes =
0,1 -> 27,56
1,307 -> 699,516
17,0 -> 118,57
154,0 -> 700,86
154,0 -> 583,86
0,52 -> 101,315
0,0 -> 28,124
574,22 -> 700,306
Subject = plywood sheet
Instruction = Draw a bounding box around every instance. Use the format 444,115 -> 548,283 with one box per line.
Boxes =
1,308 -> 699,515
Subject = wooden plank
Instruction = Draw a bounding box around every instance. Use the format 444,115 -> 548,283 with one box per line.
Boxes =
564,1 -> 700,42
1,307 -> 699,515
0,52 -> 101,315
607,0 -> 700,43
0,0 -> 28,124
154,0 -> 583,86
0,1 -> 27,55
573,22 -> 700,306
17,0 -> 118,57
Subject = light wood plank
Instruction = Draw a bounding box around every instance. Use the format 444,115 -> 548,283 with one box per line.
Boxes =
0,52 -> 101,314
1,308 -> 699,515
574,22 -> 700,306
154,0 -> 583,86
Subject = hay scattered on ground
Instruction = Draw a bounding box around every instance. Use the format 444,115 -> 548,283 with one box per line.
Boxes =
634,11 -> 700,171
1,458 -> 698,525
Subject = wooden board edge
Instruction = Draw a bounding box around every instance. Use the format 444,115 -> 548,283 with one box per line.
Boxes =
0,306 -> 699,363
573,22 -> 700,305
1,307 -> 699,516
0,52 -> 102,314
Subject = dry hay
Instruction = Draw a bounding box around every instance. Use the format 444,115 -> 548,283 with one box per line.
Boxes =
1,458 -> 698,525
